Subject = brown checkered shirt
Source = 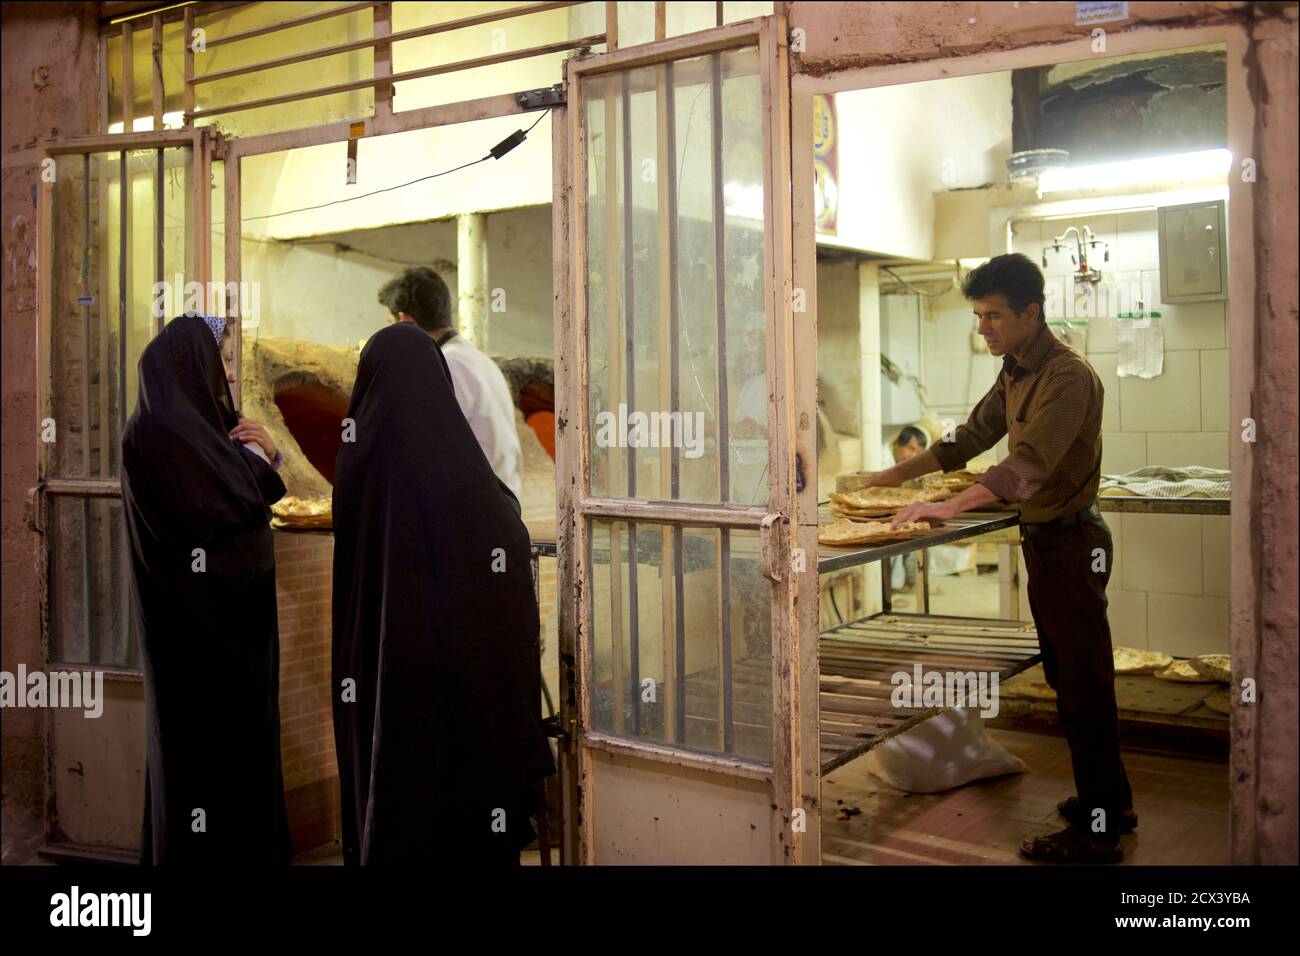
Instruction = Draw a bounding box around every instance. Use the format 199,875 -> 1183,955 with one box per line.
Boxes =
931,323 -> 1104,523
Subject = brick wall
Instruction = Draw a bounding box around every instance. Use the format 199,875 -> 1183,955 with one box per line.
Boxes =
272,530 -> 339,853
270,530 -> 558,854
537,555 -> 558,701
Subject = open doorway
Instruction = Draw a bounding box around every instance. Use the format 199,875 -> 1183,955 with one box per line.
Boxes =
807,42 -> 1234,865
227,114 -> 563,858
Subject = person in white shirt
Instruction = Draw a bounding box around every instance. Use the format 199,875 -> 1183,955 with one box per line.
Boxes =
377,267 -> 524,504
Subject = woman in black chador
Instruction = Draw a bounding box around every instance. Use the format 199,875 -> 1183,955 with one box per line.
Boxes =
121,312 -> 290,865
332,322 -> 554,865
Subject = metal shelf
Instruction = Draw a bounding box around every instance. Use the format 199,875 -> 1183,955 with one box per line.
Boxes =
817,612 -> 1041,775
817,509 -> 1019,573
1098,496 -> 1229,515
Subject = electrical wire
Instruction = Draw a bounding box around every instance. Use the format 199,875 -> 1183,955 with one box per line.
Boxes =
239,108 -> 551,225
881,265 -> 957,298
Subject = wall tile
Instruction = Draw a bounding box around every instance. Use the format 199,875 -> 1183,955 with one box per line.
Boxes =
1009,218 -> 1041,259
1114,209 -> 1160,273
1103,510 -> 1123,586
1121,513 -> 1203,595
1142,270 -> 1228,349
1200,348 -> 1229,432
1102,432 -> 1147,474
1091,352 -> 1120,432
1148,593 -> 1230,657
1085,315 -> 1118,354
1146,432 -> 1229,469
1120,350 -> 1201,432
1107,589 -> 1148,649
1201,515 -> 1230,598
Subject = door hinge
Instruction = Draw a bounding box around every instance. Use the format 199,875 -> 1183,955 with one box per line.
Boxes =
760,512 -> 789,583
25,482 -> 45,535
516,83 -> 565,110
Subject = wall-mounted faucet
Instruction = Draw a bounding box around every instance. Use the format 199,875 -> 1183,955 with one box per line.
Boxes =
1042,225 -> 1110,284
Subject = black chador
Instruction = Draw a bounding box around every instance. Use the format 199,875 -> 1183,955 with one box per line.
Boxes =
331,322 -> 554,865
121,313 -> 290,865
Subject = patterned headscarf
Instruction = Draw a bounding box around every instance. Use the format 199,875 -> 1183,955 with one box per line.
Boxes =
186,311 -> 227,347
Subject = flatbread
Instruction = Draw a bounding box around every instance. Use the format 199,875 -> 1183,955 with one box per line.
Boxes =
922,461 -> 998,495
1203,688 -> 1233,715
1112,646 -> 1173,675
270,495 -> 333,528
1190,654 -> 1231,683
1153,659 -> 1218,683
829,487 -> 952,511
818,517 -> 934,547
1004,678 -> 1057,701
829,504 -> 900,519
922,473 -> 978,492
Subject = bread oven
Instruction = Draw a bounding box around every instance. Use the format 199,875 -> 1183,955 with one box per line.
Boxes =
240,337 -> 557,511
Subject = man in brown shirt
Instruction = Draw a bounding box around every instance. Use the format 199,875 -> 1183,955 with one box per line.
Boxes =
870,253 -> 1134,863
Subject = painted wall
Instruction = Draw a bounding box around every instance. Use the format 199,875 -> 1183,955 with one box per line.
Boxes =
239,204 -> 556,358
825,72 -> 1012,260
813,258 -> 862,436
242,112 -> 556,242
0,0 -> 102,844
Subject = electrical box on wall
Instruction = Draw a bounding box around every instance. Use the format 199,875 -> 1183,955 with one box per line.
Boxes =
1158,199 -> 1227,303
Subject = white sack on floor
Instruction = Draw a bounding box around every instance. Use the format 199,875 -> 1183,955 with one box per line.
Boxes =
927,543 -> 977,576
864,707 -> 1026,793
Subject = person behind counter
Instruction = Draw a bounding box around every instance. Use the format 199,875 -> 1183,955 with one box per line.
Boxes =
331,322 -> 555,865
865,253 -> 1134,864
378,266 -> 523,507
887,426 -> 929,592
892,425 -> 928,468
121,312 -> 291,865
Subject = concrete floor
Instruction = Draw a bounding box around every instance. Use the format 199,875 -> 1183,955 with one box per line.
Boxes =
7,722 -> 1227,867
821,726 -> 1229,865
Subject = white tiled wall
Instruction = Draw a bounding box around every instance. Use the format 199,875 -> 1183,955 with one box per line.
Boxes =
953,207 -> 1230,658
1014,514 -> 1230,656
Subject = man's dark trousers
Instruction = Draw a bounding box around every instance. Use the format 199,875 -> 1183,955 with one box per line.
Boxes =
1022,514 -> 1133,840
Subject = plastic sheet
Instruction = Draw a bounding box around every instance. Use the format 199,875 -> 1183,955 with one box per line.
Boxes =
1117,312 -> 1165,379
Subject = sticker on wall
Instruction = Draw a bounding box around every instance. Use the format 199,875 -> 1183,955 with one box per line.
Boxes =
1075,1 -> 1129,27
812,93 -> 838,235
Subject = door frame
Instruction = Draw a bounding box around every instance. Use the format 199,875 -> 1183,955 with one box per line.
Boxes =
790,22 -> 1258,860
555,12 -> 819,864
35,127 -> 210,858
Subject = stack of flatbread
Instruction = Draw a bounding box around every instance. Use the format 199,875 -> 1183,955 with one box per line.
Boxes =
818,517 -> 935,547
1148,653 -> 1231,684
828,486 -> 951,519
1189,654 -> 1231,682
271,495 -> 332,530
1112,646 -> 1173,675
921,461 -> 993,494
1203,689 -> 1233,715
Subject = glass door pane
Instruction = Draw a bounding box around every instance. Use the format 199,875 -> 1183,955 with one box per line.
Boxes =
585,47 -> 769,506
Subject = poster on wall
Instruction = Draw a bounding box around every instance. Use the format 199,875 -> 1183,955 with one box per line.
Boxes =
813,93 -> 839,235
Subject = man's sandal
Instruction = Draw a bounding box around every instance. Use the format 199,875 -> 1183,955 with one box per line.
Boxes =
1019,826 -> 1123,864
1057,795 -> 1138,833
